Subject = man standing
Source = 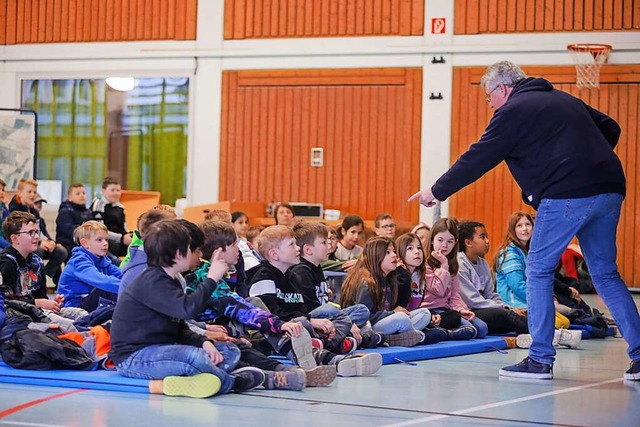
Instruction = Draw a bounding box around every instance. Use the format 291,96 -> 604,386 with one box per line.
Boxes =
409,61 -> 640,380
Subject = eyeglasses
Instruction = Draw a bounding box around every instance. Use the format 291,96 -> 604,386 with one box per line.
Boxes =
380,224 -> 397,229
485,85 -> 499,102
15,229 -> 40,238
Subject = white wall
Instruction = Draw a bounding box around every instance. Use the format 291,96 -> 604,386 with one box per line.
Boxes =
1,1 -> 638,221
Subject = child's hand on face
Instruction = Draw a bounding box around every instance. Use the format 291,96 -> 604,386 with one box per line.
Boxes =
207,248 -> 229,282
431,250 -> 448,265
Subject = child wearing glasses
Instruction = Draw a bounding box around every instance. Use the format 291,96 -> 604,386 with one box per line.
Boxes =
373,213 -> 397,240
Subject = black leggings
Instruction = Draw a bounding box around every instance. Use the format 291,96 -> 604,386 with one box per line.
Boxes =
473,307 -> 529,334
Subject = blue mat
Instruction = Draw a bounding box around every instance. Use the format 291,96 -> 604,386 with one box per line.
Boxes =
568,324 -> 617,339
0,360 -> 149,393
359,336 -> 509,365
0,338 -> 509,393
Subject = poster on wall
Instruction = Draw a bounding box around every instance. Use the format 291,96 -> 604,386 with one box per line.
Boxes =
0,113 -> 35,190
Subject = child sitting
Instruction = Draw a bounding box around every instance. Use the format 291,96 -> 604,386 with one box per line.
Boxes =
289,222 -> 375,346
248,225 -> 382,376
334,215 -> 365,271
119,209 -> 177,292
373,213 -> 397,240
0,178 -> 9,249
57,221 -> 122,311
56,183 -> 93,256
120,205 -> 177,270
9,178 -> 68,284
340,237 -> 433,347
0,211 -> 61,312
110,219 -> 265,398
246,225 -> 264,262
422,218 -> 486,339
90,177 -> 132,257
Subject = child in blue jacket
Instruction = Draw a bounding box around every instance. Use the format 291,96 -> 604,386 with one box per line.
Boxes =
58,221 -> 122,311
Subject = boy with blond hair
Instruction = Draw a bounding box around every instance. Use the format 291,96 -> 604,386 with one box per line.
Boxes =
58,221 -> 122,311
9,178 -> 68,283
248,225 -> 382,376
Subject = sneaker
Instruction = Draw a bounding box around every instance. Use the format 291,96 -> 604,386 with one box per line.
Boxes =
162,373 -> 222,398
515,333 -> 533,349
555,329 -> 582,348
336,353 -> 383,377
291,328 -> 317,369
421,327 -> 448,345
311,338 -> 324,350
499,357 -> 553,379
516,329 -> 582,349
231,367 -> 266,392
338,337 -> 358,355
304,365 -> 337,387
385,330 -> 423,347
359,331 -> 385,348
624,361 -> 640,381
446,325 -> 477,341
503,337 -> 517,349
263,369 -> 306,391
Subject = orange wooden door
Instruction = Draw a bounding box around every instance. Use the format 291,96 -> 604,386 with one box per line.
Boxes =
451,65 -> 640,288
220,68 -> 423,224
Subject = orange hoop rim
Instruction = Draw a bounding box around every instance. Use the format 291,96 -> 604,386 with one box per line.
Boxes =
567,43 -> 612,53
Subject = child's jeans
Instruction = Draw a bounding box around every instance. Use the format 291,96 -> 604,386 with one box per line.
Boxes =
461,316 -> 488,338
116,342 -> 240,394
372,308 -> 431,335
310,303 -> 370,328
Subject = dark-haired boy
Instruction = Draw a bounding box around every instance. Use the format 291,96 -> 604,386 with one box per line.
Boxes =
110,219 -> 265,398
90,177 -> 131,257
56,183 -> 93,256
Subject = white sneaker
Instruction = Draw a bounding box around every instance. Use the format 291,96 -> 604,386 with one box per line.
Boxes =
554,329 -> 582,348
515,329 -> 582,349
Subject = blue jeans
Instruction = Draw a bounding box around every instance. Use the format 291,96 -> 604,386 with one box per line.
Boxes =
310,303 -> 370,328
526,194 -> 640,365
116,342 -> 241,394
372,309 -> 430,334
461,316 -> 488,339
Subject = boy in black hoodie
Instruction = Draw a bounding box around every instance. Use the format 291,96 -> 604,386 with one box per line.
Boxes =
56,183 -> 93,256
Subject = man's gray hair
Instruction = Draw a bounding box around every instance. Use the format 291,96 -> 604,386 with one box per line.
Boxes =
480,61 -> 527,91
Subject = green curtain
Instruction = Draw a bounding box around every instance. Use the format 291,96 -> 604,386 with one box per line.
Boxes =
21,78 -> 189,205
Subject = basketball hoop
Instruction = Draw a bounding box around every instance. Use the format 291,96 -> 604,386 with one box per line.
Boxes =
567,44 -> 612,89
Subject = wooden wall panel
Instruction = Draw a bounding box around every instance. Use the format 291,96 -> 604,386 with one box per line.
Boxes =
1,0 -> 197,44
220,68 -> 422,224
451,65 -> 640,287
224,0 -> 424,39
454,0 -> 639,33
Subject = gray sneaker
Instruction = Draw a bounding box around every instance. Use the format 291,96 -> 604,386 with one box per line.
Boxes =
291,328 -> 317,369
263,369 -> 306,391
336,353 -> 383,377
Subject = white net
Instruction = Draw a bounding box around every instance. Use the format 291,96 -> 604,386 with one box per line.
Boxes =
567,44 -> 612,89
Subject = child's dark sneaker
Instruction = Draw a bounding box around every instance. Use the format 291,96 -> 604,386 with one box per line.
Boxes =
624,361 -> 640,381
499,357 -> 553,379
338,337 -> 358,355
263,369 -> 306,391
162,373 -> 222,398
421,327 -> 448,345
231,367 -> 267,392
335,353 -> 383,377
311,338 -> 324,350
291,328 -> 317,369
304,365 -> 337,387
385,330 -> 423,347
359,331 -> 385,348
447,325 -> 477,340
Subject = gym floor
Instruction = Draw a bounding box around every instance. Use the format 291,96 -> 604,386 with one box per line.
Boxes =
1,294 -> 639,427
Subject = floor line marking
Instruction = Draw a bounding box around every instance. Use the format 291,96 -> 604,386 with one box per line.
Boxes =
380,377 -> 622,427
0,421 -> 73,427
0,389 -> 86,420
